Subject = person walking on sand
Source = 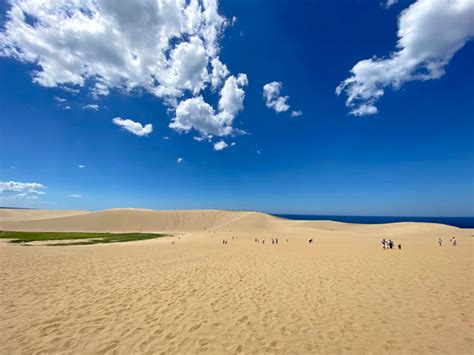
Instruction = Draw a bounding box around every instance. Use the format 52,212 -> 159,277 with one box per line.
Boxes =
382,238 -> 386,250
453,237 -> 457,246
438,238 -> 443,246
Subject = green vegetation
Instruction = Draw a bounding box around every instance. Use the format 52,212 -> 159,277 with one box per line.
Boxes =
0,231 -> 169,246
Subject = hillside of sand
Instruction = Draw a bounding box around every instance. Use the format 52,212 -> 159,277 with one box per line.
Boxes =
1,208 -> 473,354
0,208 -> 461,235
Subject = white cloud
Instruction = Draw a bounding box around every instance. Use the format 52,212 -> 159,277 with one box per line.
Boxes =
0,181 -> 46,203
291,110 -> 303,117
54,96 -> 66,102
0,0 -> 226,99
78,164 -> 85,168
163,136 -> 170,140
113,117 -> 153,137
337,0 -> 474,116
0,1 -> 249,143
213,140 -> 228,151
210,58 -> 230,89
83,104 -> 99,111
177,157 -> 183,163
384,0 -> 399,8
68,194 -> 82,198
219,74 -> 248,116
263,81 -> 290,113
230,142 -> 236,146
0,181 -> 45,194
169,73 -> 248,137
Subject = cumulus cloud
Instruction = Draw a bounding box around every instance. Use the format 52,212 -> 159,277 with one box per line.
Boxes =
169,73 -> 248,137
337,0 -> 474,116
0,0 -> 248,144
113,117 -> 153,137
0,181 -> 46,202
291,110 -> 303,117
0,181 -> 45,194
210,58 -> 230,89
177,157 -> 183,163
263,81 -> 290,113
0,0 -> 226,97
213,140 -> 228,151
54,96 -> 66,102
78,164 -> 85,168
68,194 -> 82,198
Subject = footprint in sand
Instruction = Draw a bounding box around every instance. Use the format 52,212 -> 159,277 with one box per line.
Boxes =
237,315 -> 248,324
189,323 -> 201,332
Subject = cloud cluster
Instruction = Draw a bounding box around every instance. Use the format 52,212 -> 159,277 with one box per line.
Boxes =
263,82 -> 290,113
0,0 -> 248,143
337,0 -> 474,116
263,81 -> 302,117
113,117 -> 153,137
169,73 -> 248,137
0,180 -> 46,201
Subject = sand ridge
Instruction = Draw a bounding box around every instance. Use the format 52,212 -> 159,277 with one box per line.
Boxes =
1,209 -> 473,354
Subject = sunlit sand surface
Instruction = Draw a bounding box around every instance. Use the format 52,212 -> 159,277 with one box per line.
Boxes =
1,209 -> 473,353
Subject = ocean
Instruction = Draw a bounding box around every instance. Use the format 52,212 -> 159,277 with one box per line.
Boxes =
273,214 -> 474,229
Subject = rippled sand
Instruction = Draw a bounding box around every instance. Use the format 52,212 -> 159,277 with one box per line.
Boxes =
1,209 -> 473,353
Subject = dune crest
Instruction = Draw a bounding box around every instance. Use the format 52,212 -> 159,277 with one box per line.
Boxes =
0,208 -> 461,234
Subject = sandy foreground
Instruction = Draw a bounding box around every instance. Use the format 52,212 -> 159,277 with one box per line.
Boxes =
1,209 -> 473,354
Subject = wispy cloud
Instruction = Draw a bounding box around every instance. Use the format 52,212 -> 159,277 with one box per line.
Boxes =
83,104 -> 99,111
68,194 -> 83,198
113,117 -> 153,137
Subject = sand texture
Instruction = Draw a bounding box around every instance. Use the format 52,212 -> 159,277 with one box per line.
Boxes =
1,209 -> 473,354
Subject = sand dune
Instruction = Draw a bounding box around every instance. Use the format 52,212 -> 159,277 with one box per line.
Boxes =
0,208 -> 461,234
0,208 -> 88,222
1,209 -> 473,354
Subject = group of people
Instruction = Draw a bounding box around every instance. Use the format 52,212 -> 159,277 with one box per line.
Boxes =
438,237 -> 457,246
381,238 -> 401,250
253,237 -> 284,244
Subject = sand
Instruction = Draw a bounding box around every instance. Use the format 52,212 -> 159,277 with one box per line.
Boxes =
1,209 -> 473,354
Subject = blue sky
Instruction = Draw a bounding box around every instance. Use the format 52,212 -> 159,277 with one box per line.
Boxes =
1,0 -> 473,216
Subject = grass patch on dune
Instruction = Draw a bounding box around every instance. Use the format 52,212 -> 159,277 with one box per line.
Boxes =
0,231 -> 169,246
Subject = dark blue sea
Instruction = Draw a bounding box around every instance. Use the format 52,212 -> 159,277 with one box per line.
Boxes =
273,214 -> 474,229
